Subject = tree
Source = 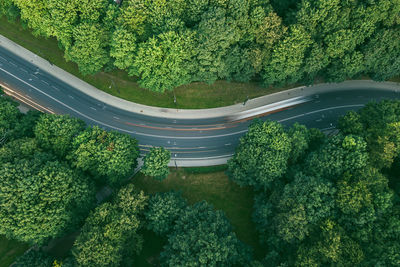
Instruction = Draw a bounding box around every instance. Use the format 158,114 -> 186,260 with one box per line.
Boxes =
132,30 -> 196,92
141,147 -> 171,180
0,159 -> 95,244
144,191 -> 187,235
262,25 -> 312,86
65,22 -> 109,75
68,126 -> 139,185
13,249 -> 54,267
304,134 -> 369,179
275,173 -> 336,243
364,28 -> 400,81
110,27 -> 137,73
0,96 -> 20,144
160,201 -> 252,266
193,7 -> 241,83
72,184 -> 147,267
0,137 -> 42,164
227,120 -> 291,189
295,219 -> 364,266
34,114 -> 85,157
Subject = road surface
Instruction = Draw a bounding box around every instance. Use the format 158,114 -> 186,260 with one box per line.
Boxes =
1,46 -> 399,166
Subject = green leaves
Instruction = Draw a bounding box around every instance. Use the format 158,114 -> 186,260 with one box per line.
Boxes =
227,120 -> 291,189
133,30 -> 196,92
65,23 -> 109,75
160,201 -> 252,266
141,147 -> 171,180
34,114 -> 85,157
73,184 -> 148,267
68,126 -> 139,185
0,159 -> 95,245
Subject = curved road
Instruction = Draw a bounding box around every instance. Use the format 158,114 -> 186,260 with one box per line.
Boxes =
1,46 -> 400,166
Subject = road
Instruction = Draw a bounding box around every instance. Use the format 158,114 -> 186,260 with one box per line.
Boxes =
1,46 -> 400,166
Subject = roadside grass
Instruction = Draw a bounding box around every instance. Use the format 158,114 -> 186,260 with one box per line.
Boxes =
131,167 -> 266,265
0,235 -> 29,267
0,17 -> 288,109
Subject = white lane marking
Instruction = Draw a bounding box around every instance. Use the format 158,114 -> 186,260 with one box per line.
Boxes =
68,95 -> 74,99
10,62 -> 18,68
316,119 -> 322,122
0,67 -> 369,140
225,143 -> 231,146
113,116 -> 120,120
52,85 -> 60,91
0,55 -> 6,61
90,107 -> 97,111
31,74 -> 38,79
278,104 -> 364,123
20,68 -> 28,73
41,80 -> 49,86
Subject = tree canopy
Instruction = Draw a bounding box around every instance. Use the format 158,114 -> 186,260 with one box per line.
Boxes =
3,0 -> 398,92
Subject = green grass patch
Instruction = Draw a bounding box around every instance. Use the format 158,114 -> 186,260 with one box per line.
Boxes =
131,168 -> 266,265
0,236 -> 29,267
183,164 -> 228,174
0,17 -> 290,109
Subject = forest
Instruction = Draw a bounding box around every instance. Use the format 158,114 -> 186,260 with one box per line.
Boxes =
1,85 -> 399,265
0,0 -> 399,92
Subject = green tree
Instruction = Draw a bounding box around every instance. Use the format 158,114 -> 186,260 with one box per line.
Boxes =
132,30 -> 196,92
72,184 -> 148,267
34,114 -> 85,157
0,159 -> 95,244
295,219 -> 364,266
160,201 -> 252,266
68,126 -> 139,185
144,191 -> 187,235
262,25 -> 312,86
65,22 -> 109,75
110,27 -> 137,73
227,120 -> 291,189
141,147 -> 171,180
305,134 -> 369,179
13,249 -> 54,267
194,7 -> 241,83
0,96 -> 20,145
275,173 -> 336,243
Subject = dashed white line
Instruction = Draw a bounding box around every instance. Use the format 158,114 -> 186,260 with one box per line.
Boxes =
113,116 -> 120,120
68,95 -> 74,99
224,143 -> 231,146
41,80 -> 49,86
10,62 -> 18,68
90,107 -> 97,111
51,85 -> 60,91
20,68 -> 28,73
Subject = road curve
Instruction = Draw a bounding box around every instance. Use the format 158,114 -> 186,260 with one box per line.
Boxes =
1,45 -> 400,166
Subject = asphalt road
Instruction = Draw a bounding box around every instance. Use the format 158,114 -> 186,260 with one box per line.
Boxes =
1,46 -> 400,165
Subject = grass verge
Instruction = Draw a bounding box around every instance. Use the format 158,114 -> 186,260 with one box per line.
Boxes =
0,17 -> 289,109
131,167 -> 265,265
0,236 -> 29,267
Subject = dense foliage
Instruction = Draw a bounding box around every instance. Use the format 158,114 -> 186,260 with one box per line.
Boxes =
141,147 -> 171,181
145,192 -> 252,266
0,93 -> 140,248
72,184 -> 148,267
1,0 -> 398,92
68,126 -> 139,185
228,100 -> 400,266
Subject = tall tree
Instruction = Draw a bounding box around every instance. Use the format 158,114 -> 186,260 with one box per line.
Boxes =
72,184 -> 148,267
65,22 -> 109,75
68,126 -> 139,185
160,201 -> 252,266
0,159 -> 95,244
141,147 -> 171,180
34,114 -> 85,158
227,120 -> 291,189
132,30 -> 197,92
